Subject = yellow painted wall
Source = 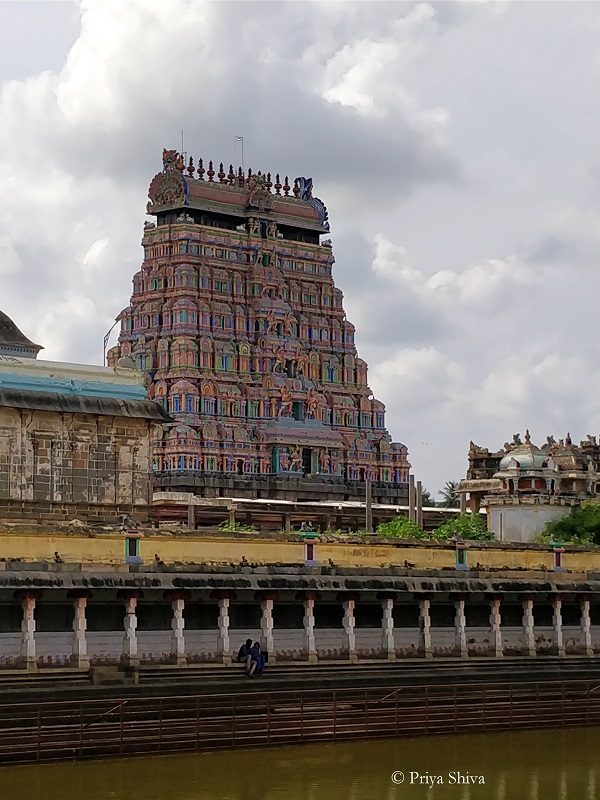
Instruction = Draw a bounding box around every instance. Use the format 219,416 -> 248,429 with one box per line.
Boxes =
0,530 -> 598,574
316,543 -> 456,569
0,534 -> 127,566
146,538 -> 304,566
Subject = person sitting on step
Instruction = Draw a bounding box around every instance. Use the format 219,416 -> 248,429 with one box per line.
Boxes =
248,641 -> 266,676
237,638 -> 253,672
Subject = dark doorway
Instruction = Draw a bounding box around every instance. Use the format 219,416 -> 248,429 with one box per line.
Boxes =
292,402 -> 303,421
302,448 -> 313,474
237,460 -> 244,476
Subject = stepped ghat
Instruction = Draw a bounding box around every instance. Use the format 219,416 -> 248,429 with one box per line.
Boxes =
109,149 -> 410,503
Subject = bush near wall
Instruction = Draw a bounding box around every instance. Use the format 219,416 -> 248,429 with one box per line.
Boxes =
376,513 -> 493,541
540,501 -> 600,545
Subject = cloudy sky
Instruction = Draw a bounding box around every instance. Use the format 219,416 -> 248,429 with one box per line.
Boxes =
2,0 -> 600,498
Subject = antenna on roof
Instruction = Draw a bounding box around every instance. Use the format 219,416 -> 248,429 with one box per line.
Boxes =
236,136 -> 244,175
181,129 -> 186,162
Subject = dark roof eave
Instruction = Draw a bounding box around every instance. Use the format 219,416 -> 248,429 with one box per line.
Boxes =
0,387 -> 171,421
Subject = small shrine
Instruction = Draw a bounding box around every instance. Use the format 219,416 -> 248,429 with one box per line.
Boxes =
458,431 -> 600,541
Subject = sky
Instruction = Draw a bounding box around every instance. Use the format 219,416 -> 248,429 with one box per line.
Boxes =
1,0 -> 600,499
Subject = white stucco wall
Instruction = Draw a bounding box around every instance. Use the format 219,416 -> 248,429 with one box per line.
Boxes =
490,506 -> 571,543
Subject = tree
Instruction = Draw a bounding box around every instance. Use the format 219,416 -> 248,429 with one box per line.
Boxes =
376,515 -> 428,539
420,487 -> 436,507
439,480 -> 461,508
541,502 -> 600,545
433,513 -> 493,541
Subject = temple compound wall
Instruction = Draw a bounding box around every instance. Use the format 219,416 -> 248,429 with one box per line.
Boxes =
1,528 -> 600,668
1,574 -> 598,668
0,350 -> 169,523
108,150 -> 410,504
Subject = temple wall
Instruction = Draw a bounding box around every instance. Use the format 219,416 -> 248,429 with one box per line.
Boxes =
0,408 -> 153,517
2,530 -> 598,572
490,506 -> 571,543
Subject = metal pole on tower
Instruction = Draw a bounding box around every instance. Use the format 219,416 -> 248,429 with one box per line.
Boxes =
365,478 -> 373,533
236,136 -> 244,174
103,319 -> 119,366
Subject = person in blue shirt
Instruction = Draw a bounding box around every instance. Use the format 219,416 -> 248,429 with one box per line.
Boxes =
237,638 -> 253,673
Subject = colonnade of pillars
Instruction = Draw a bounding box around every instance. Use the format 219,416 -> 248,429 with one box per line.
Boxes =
12,591 -> 596,670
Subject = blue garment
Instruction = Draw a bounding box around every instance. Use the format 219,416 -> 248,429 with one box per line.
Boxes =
250,646 -> 265,672
237,643 -> 252,661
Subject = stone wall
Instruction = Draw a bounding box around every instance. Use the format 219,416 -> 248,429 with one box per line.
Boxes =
0,408 -> 153,520
2,527 -> 599,573
490,505 -> 571,543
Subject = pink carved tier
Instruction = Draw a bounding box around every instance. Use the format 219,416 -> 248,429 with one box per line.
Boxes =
108,149 -> 411,503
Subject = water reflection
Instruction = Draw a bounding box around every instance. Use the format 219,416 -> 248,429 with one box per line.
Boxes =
0,727 -> 599,800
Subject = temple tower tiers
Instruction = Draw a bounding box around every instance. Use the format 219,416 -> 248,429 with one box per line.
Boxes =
108,150 -> 410,503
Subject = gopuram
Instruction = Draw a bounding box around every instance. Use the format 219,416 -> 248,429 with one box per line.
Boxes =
108,150 -> 410,503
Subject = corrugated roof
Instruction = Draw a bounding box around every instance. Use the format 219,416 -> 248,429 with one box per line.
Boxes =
0,387 -> 170,421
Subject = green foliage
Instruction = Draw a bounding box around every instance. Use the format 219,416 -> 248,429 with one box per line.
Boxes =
217,520 -> 259,533
539,502 -> 600,545
420,487 -> 436,507
376,516 -> 429,539
433,513 -> 493,541
439,480 -> 461,508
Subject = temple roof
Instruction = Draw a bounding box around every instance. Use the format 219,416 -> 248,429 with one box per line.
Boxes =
0,310 -> 42,358
146,149 -> 330,233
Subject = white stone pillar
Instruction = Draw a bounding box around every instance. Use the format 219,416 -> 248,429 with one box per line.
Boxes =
20,594 -> 37,670
489,597 -> 503,658
381,597 -> 396,661
580,596 -> 593,657
217,596 -> 231,664
418,596 -> 433,660
522,596 -> 536,657
71,595 -> 90,669
171,597 -> 186,666
552,595 -> 565,657
260,596 -> 276,663
122,595 -> 139,667
303,594 -> 317,663
342,598 -> 357,662
454,597 -> 468,659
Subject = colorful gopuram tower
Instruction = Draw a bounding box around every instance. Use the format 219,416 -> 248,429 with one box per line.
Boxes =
108,150 -> 410,503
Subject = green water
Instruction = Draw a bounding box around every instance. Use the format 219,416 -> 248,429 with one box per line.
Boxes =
1,728 -> 598,799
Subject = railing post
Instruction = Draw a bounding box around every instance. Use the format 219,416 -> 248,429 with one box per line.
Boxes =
36,705 -> 41,761
266,694 -> 271,746
333,690 -> 337,741
158,697 -> 163,754
454,686 -> 458,733
232,695 -> 236,746
395,689 -> 399,736
196,697 -> 200,750
482,687 -> 486,733
119,701 -> 124,756
79,703 -> 84,758
587,681 -> 591,727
